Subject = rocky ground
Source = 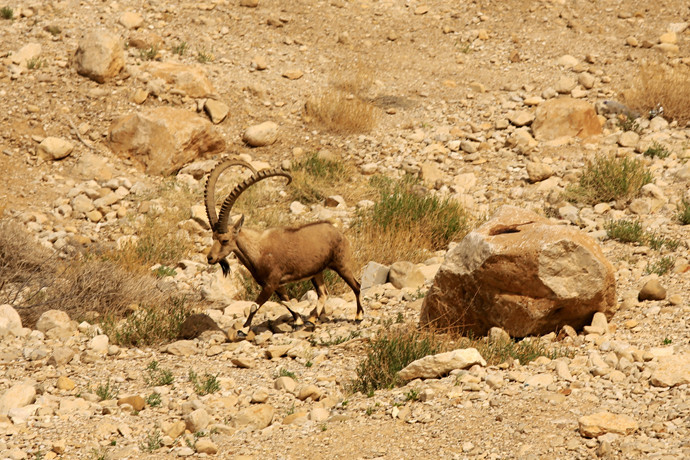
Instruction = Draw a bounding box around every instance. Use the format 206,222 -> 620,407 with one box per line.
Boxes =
1,0 -> 690,459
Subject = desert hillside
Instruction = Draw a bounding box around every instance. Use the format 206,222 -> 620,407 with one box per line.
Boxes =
0,1 -> 689,459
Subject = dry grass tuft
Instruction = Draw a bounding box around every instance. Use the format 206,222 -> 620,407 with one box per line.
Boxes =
305,90 -> 379,133
0,217 -> 194,340
622,63 -> 690,124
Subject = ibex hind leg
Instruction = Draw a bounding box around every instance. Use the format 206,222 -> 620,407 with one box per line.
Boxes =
306,273 -> 328,326
331,266 -> 363,322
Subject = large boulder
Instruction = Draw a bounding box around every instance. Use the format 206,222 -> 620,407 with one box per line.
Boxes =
108,107 -> 225,175
420,206 -> 616,337
144,62 -> 215,98
531,97 -> 602,141
73,30 -> 125,83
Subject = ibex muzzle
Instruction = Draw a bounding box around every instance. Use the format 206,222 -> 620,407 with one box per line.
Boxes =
204,160 -> 364,336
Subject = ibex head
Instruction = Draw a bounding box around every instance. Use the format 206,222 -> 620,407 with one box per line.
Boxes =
205,164 -> 292,275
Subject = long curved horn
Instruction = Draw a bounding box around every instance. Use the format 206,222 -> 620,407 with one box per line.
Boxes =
204,159 -> 257,229
217,168 -> 292,232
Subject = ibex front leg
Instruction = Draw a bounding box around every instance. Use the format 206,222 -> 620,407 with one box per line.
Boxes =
276,287 -> 304,327
238,286 -> 275,339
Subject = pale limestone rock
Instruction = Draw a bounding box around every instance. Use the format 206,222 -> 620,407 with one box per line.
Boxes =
243,121 -> 278,147
274,376 -> 297,393
0,383 -> 36,416
118,11 -> 143,29
618,131 -> 640,147
650,355 -> 690,387
388,261 -> 425,290
74,30 -> 124,83
525,161 -> 554,183
195,438 -> 218,455
0,304 -> 22,338
578,412 -> 638,437
38,137 -> 74,161
233,404 -> 274,430
144,62 -> 215,98
507,110 -> 534,127
165,340 -> 197,356
361,261 -> 389,291
36,310 -> 74,334
48,347 -> 75,366
185,408 -> 210,432
397,348 -> 486,381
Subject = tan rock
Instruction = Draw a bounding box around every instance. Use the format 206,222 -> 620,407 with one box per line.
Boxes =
274,376 -> 297,393
56,376 -> 75,391
578,412 -> 638,437
0,383 -> 36,416
420,206 -> 616,337
117,395 -> 145,411
38,137 -> 74,161
525,161 -> 554,183
144,62 -> 215,98
195,438 -> 218,455
204,99 -> 229,124
233,404 -> 274,430
532,97 -> 602,141
74,30 -> 124,83
242,121 -> 278,147
108,107 -> 225,176
161,420 -> 186,439
638,278 -> 666,301
650,355 -> 690,387
388,261 -> 425,290
185,408 -> 210,432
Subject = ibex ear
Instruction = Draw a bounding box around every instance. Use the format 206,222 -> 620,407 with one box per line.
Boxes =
233,215 -> 244,234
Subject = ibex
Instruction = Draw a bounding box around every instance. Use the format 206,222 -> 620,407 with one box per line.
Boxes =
204,161 -> 363,337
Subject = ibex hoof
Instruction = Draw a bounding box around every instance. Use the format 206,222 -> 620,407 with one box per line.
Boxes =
236,330 -> 248,340
303,321 -> 315,332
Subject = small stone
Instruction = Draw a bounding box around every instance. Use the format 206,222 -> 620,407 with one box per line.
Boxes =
251,55 -> 268,70
309,407 -> 330,422
282,69 -> 303,80
578,73 -> 595,89
251,388 -> 269,404
650,355 -> 690,387
89,334 -> 109,353
508,110 -> 535,127
525,162 -> 554,183
204,99 -> 229,124
195,438 -> 218,455
240,0 -> 259,6
118,12 -> 143,29
638,279 -> 666,301
556,55 -> 579,68
618,131 -> 640,147
185,408 -> 210,432
243,121 -> 278,147
554,76 -> 577,94
161,420 -> 186,439
57,376 -> 76,391
659,32 -> 677,44
117,395 -> 145,411
38,137 -> 74,161
274,376 -> 296,393
297,385 -> 322,401
233,404 -> 274,430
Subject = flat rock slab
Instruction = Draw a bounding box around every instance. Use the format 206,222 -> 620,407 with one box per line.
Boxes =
650,354 -> 690,387
578,411 -> 638,438
398,348 -> 486,381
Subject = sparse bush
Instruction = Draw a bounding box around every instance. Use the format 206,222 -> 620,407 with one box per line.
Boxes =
45,25 -> 61,35
172,41 -> 188,56
678,200 -> 690,225
277,368 -> 297,380
605,219 -> 645,244
188,370 -> 220,396
305,90 -> 378,133
352,328 -> 442,393
101,296 -> 191,347
646,233 -> 680,251
145,361 -> 174,386
96,380 -> 118,401
467,336 -> 572,366
139,430 -> 162,453
617,115 -> 641,133
288,152 -> 350,204
26,57 -> 44,70
643,141 -> 671,159
645,256 -> 674,276
351,175 -> 471,265
1,6 -> 13,19
564,155 -> 653,205
139,46 -> 158,61
623,63 -> 690,124
196,47 -> 214,63
146,392 -> 162,407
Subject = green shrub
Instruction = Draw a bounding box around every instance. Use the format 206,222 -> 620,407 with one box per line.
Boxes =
565,155 -> 653,205
145,361 -> 175,386
96,380 -> 118,401
605,219 -> 645,244
645,256 -> 674,276
643,141 -> 671,159
351,176 -> 471,265
1,6 -> 13,19
352,328 -> 442,393
678,200 -> 690,225
188,370 -> 220,396
468,336 -> 572,366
